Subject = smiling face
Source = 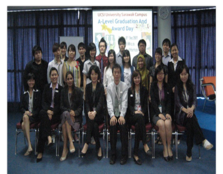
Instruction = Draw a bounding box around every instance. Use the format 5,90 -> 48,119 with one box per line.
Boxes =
133,74 -> 141,86
156,69 -> 165,82
68,48 -> 76,60
66,73 -> 74,87
27,78 -> 35,89
123,55 -> 130,64
90,70 -> 99,83
137,57 -> 144,69
171,45 -> 179,59
108,53 -> 114,64
180,68 -> 188,84
50,70 -> 59,84
90,48 -> 96,59
162,42 -> 170,54
155,52 -> 162,63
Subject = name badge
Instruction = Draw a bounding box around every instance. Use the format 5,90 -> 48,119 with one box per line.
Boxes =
137,105 -> 141,111
158,104 -> 162,113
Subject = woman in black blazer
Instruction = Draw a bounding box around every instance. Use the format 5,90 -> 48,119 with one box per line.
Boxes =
36,67 -> 63,162
20,73 -> 41,156
150,65 -> 173,162
168,43 -> 185,118
60,71 -> 83,161
127,70 -> 150,165
175,64 -> 213,162
81,65 -> 104,160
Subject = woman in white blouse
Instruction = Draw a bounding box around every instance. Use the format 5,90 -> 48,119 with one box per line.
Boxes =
121,49 -> 135,89
103,49 -> 116,95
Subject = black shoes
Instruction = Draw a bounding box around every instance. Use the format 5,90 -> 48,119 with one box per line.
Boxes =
133,156 -> 142,165
80,152 -> 86,158
110,155 -> 116,165
145,150 -> 151,156
168,155 -> 173,161
120,156 -> 127,165
97,150 -> 103,161
163,156 -> 169,162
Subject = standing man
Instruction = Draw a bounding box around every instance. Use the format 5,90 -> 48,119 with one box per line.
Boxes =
23,45 -> 48,93
107,64 -> 128,165
132,39 -> 153,70
60,42 -> 69,62
47,43 -> 64,87
116,37 -> 126,67
162,38 -> 171,66
96,38 -> 108,82
76,42 -> 88,91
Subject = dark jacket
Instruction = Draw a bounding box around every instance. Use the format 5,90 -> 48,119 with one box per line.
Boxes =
20,89 -> 42,117
42,83 -> 63,116
168,59 -> 185,89
85,82 -> 105,123
23,59 -> 48,93
150,82 -> 171,120
60,86 -> 83,123
174,84 -> 197,125
127,86 -> 149,124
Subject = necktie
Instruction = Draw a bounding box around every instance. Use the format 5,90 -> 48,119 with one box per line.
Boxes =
101,56 -> 103,82
114,86 -> 119,117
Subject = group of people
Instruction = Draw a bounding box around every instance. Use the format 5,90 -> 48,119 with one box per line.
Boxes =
20,36 -> 213,165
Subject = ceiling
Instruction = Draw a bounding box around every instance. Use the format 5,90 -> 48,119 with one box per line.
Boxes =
7,6 -> 215,12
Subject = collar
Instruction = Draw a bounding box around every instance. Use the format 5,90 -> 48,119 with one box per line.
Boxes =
50,83 -> 59,89
162,52 -> 170,58
24,89 -> 38,94
54,58 -> 63,64
170,56 -> 182,63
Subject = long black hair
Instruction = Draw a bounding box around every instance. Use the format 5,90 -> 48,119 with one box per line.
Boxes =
65,71 -> 77,102
122,49 -> 132,66
176,64 -> 194,100
88,65 -> 101,82
106,49 -> 116,71
131,70 -> 142,93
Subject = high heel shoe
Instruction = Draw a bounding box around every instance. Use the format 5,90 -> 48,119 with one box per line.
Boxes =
163,156 -> 169,162
97,148 -> 103,160
168,155 -> 173,161
80,152 -> 86,158
36,155 -> 43,163
60,150 -> 68,161
133,156 -> 142,165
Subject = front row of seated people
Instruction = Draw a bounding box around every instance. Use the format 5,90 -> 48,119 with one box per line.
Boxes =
20,63 -> 213,164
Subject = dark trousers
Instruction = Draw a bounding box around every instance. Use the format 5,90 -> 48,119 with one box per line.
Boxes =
109,117 -> 128,157
184,114 -> 205,157
129,114 -> 147,156
85,119 -> 102,151
37,109 -> 60,153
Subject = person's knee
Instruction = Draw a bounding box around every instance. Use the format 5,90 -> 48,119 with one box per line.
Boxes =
23,114 -> 29,122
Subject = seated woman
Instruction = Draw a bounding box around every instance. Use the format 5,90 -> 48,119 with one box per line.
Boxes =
136,54 -> 149,90
36,67 -> 63,162
62,44 -> 81,88
121,49 -> 135,89
20,73 -> 41,156
150,65 -> 173,161
175,64 -> 213,162
60,71 -> 83,161
127,70 -> 150,165
81,65 -> 104,160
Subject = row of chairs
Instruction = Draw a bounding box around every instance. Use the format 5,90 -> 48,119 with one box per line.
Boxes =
15,119 -> 201,160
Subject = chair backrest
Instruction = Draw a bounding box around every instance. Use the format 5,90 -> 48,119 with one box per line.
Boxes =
202,76 -> 216,96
